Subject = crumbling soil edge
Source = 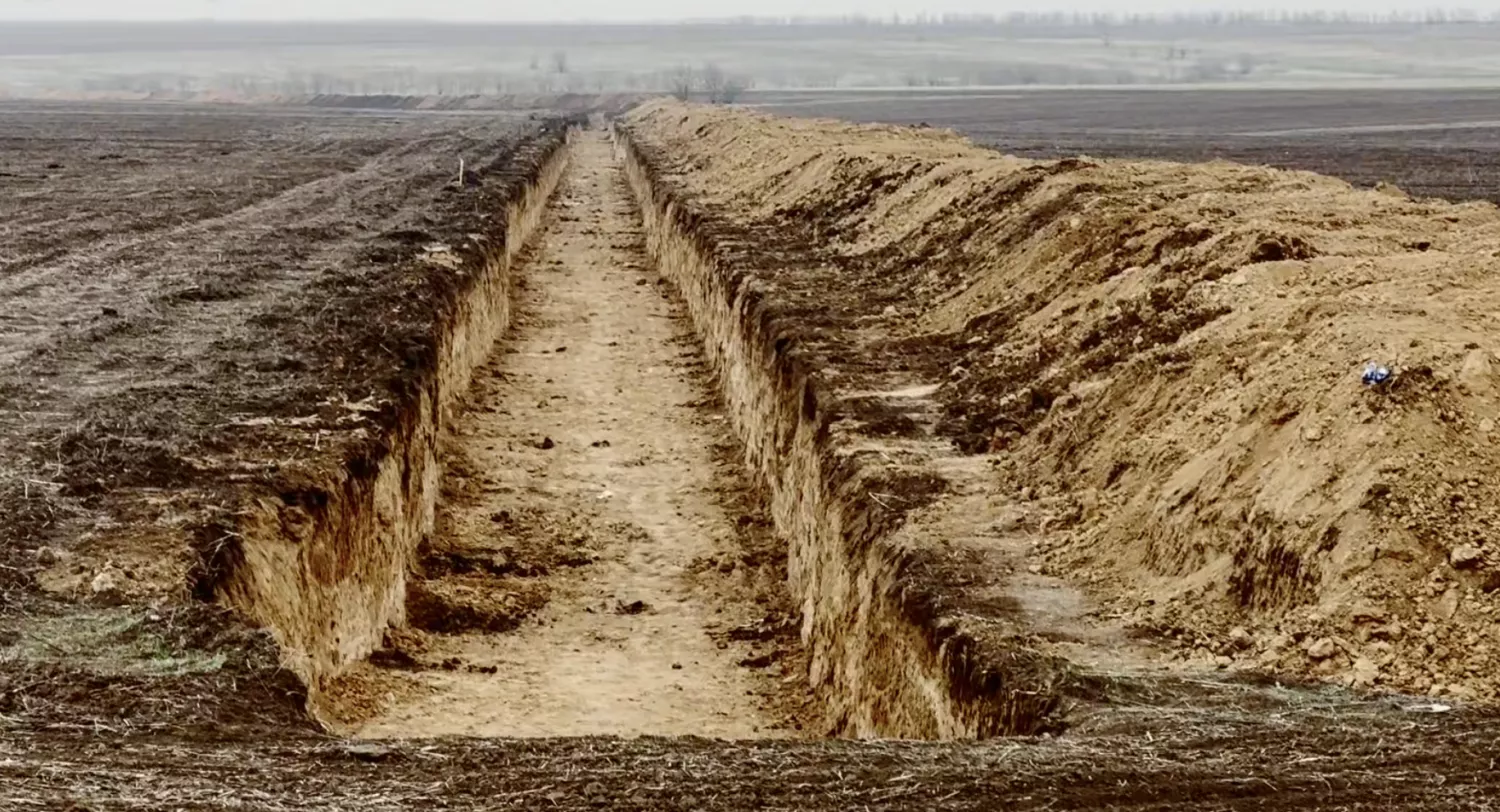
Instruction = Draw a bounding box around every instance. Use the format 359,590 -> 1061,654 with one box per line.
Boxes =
614,124 -> 1062,738
208,126 -> 578,723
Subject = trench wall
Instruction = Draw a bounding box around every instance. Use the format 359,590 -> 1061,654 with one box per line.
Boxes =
614,125 -> 1058,739
214,127 -> 573,714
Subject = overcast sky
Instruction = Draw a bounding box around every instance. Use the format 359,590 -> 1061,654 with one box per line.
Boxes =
0,1 -> 1458,22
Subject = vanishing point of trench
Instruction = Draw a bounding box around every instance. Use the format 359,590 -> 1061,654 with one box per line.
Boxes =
358,133 -> 785,738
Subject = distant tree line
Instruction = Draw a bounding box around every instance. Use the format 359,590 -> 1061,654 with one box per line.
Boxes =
704,10 -> 1500,26
69,64 -> 758,99
667,63 -> 751,103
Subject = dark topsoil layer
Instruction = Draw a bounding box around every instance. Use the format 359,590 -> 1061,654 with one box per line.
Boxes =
5,697 -> 1498,810
755,88 -> 1500,204
0,102 -> 578,730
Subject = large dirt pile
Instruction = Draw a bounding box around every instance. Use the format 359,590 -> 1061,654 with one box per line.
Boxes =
628,100 -> 1500,701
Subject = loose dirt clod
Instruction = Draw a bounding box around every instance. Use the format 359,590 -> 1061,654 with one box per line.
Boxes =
615,600 -> 650,615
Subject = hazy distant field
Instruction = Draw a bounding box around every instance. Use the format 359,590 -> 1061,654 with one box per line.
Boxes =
755,87 -> 1500,204
6,21 -> 1500,204
6,20 -> 1500,98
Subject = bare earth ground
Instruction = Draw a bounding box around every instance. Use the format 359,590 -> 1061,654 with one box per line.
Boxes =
755,88 -> 1500,204
626,99 -> 1500,706
4,99 -> 1500,808
6,705 -> 1500,810
344,133 -> 801,738
0,101 -> 561,726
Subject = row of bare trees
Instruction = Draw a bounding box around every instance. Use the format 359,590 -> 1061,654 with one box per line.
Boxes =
701,10 -> 1500,26
665,63 -> 750,104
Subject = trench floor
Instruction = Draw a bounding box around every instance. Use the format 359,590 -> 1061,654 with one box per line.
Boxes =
355,132 -> 792,738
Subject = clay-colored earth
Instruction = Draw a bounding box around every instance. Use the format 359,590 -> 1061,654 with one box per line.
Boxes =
627,98 -> 1500,702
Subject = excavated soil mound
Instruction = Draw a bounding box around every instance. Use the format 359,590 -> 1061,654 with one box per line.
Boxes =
627,99 -> 1500,703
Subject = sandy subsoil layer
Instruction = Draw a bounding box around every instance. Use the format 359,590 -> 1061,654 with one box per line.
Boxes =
346,132 -> 800,738
623,99 -> 1500,705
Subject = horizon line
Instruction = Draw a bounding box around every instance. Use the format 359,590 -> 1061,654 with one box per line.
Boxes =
1,10 -> 1494,26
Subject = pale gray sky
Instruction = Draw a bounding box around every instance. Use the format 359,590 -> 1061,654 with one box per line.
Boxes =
0,0 -> 1455,22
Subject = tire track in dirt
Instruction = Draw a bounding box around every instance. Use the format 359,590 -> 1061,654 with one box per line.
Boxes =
354,132 -> 790,739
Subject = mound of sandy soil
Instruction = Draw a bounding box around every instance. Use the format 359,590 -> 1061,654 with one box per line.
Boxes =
627,99 -> 1500,701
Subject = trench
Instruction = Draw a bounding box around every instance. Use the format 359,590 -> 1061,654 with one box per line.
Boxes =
217,127 -> 573,716
614,125 -> 1059,739
340,131 -> 796,737
226,121 -> 1034,741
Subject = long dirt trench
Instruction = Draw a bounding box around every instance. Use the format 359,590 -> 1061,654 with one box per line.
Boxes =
352,131 -> 794,739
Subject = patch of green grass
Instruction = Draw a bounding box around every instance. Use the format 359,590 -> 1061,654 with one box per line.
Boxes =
1,608 -> 227,678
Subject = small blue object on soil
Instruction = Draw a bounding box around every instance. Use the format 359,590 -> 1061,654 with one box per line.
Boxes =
1363,362 -> 1392,386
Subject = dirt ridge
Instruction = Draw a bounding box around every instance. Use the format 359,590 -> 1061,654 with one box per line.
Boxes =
621,99 -> 1500,705
616,121 -> 1067,738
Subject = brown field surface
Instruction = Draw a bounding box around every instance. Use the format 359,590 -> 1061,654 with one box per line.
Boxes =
753,88 -> 1500,203
0,100 -> 568,728
4,95 -> 1500,809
